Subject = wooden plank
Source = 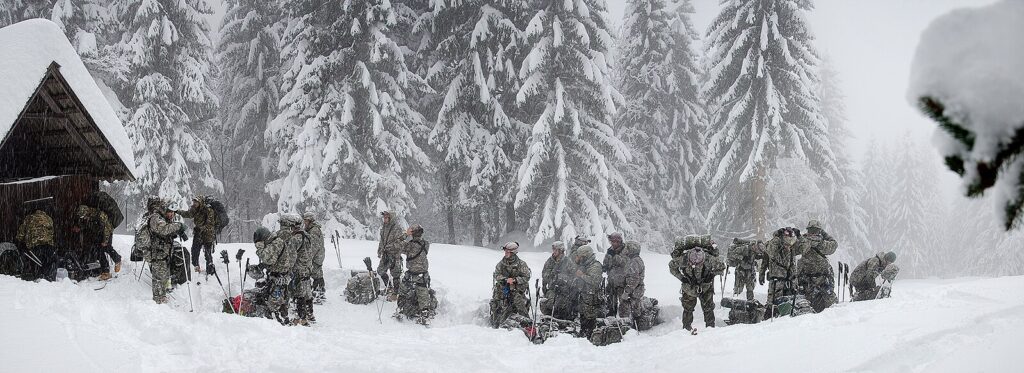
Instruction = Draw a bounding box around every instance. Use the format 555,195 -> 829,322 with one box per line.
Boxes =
37,87 -> 104,171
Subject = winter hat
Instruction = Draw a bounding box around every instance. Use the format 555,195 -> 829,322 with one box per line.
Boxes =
573,245 -> 595,260
253,227 -> 272,243
302,212 -> 316,222
279,213 -> 302,228
408,224 -> 424,237
552,241 -> 566,252
503,241 -> 520,253
807,220 -> 822,230
884,251 -> 897,263
607,232 -> 623,243
573,235 -> 591,246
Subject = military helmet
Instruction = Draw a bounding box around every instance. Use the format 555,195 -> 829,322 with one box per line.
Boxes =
279,213 -> 302,228
253,227 -> 272,243
884,251 -> 897,263
408,224 -> 424,237
807,220 -> 822,230
573,235 -> 591,246
573,244 -> 594,260
146,197 -> 167,213
302,212 -> 316,222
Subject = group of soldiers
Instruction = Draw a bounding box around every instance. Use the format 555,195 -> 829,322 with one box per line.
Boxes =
487,219 -> 902,336
372,211 -> 438,324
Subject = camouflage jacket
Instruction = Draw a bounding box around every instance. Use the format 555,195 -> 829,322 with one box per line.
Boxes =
307,222 -> 326,276
851,253 -> 887,284
542,255 -> 576,294
797,230 -> 838,277
670,253 -> 725,296
760,236 -> 803,281
574,251 -> 604,295
622,242 -> 645,291
74,209 -> 108,249
258,229 -> 299,274
493,255 -> 531,294
377,212 -> 406,256
178,203 -> 217,243
402,237 -> 430,274
146,213 -> 183,261
293,230 -> 313,277
17,210 -> 54,249
602,244 -> 627,287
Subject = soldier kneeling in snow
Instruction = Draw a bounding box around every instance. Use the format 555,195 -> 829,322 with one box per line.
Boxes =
851,252 -> 899,301
395,225 -> 438,325
490,242 -> 532,328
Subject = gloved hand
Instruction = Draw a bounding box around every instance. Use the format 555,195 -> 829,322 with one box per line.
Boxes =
794,228 -> 802,238
236,248 -> 245,261
255,242 -> 265,250
179,231 -> 189,242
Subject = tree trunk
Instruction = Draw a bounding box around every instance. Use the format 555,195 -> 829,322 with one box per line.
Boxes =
752,166 -> 767,240
505,200 -> 517,234
444,172 -> 457,244
472,205 -> 483,247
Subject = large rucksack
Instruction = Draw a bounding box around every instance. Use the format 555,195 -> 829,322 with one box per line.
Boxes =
0,242 -> 25,277
206,197 -> 230,235
132,215 -> 152,262
727,238 -> 758,267
88,191 -> 124,229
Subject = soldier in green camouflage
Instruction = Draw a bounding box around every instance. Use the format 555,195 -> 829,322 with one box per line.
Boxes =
16,209 -> 56,280
256,214 -> 301,325
618,241 -> 645,319
758,227 -> 803,313
490,242 -> 532,328
797,220 -> 839,312
303,213 -> 326,305
397,224 -> 436,324
572,245 -> 604,338
670,238 -> 725,332
851,252 -> 899,301
728,238 -> 763,301
602,232 -> 626,317
73,205 -> 120,280
570,235 -> 591,252
377,211 -> 407,300
177,196 -> 218,274
289,213 -> 315,326
541,241 -> 577,320
142,198 -> 186,304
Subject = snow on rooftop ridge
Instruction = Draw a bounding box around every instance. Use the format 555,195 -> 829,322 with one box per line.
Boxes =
0,19 -> 136,177
908,0 -> 1024,143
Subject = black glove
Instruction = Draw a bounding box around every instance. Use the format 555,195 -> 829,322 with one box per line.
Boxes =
179,231 -> 189,242
794,228 -> 802,238
236,249 -> 245,261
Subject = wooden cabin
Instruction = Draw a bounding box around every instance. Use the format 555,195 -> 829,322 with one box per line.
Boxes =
0,19 -> 136,247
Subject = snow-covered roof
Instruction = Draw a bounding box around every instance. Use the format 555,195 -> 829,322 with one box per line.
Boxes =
0,19 -> 136,177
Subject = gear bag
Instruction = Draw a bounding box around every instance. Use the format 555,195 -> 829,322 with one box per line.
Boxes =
133,215 -> 153,260
0,242 -> 25,277
168,245 -> 190,285
727,239 -> 759,267
87,191 -> 124,229
345,270 -> 381,305
206,197 -> 230,235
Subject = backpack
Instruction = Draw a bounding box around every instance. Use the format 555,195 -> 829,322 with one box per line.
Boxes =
0,242 -> 25,277
727,239 -> 755,267
132,214 -> 153,260
589,325 -> 624,346
206,197 -> 230,235
88,191 -> 124,229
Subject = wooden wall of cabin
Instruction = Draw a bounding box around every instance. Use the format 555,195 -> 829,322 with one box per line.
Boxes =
0,175 -> 97,248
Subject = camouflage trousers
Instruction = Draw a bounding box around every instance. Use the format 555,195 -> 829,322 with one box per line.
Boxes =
291,275 -> 312,300
733,267 -> 756,301
852,281 -> 878,302
798,273 -> 837,312
540,287 -> 577,320
767,278 -> 797,307
681,289 -> 715,330
617,284 -> 645,318
267,273 -> 292,317
376,252 -> 403,290
150,259 -> 170,301
398,272 -> 437,317
490,285 -> 530,327
605,283 -> 624,317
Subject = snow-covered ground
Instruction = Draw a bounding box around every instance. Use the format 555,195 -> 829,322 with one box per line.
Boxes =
1,235 -> 1022,372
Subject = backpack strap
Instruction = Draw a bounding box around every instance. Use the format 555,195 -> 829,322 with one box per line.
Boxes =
407,240 -> 428,261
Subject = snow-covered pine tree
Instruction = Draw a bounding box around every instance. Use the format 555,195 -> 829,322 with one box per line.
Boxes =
818,58 -> 871,258
698,0 -> 836,239
268,0 -> 431,238
615,0 -> 706,249
49,0 -> 111,59
514,0 -> 633,245
426,0 -> 531,246
860,137 -> 896,254
213,0 -> 282,240
109,0 -> 221,209
889,134 -> 939,278
1,0 -> 52,27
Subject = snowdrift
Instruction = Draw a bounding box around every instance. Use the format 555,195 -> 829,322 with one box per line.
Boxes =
0,236 -> 1022,372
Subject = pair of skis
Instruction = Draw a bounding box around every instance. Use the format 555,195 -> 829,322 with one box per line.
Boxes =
836,261 -> 850,302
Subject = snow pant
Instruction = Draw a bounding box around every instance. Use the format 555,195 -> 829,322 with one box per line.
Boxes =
490,285 -> 529,327
190,239 -> 215,270
150,259 -> 169,302
541,287 -> 577,320
618,284 -> 645,319
291,274 -> 314,321
733,267 -> 756,301
852,280 -> 878,301
579,290 -> 603,338
605,283 -> 624,317
312,276 -> 326,304
98,245 -> 122,274
267,272 -> 292,325
681,288 -> 715,330
799,273 -> 837,312
376,252 -> 403,292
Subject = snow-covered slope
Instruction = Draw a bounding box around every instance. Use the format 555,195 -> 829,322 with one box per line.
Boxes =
1,236 -> 1021,372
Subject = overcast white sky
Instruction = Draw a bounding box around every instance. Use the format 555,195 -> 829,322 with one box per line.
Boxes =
608,0 -> 998,162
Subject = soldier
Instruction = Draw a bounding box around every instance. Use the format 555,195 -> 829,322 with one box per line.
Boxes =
290,213 -> 315,326
377,210 -> 406,300
142,198 -> 186,304
758,227 -> 802,314
851,252 -> 899,301
16,208 -> 56,281
572,245 -> 604,338
602,232 -> 627,317
797,220 -> 839,312
303,212 -> 326,305
72,205 -> 121,280
618,241 -> 645,320
177,196 -> 218,274
570,235 -> 591,252
397,224 -> 436,324
669,237 -> 725,332
541,241 -> 577,320
489,242 -> 531,328
256,214 -> 302,325
728,238 -> 763,301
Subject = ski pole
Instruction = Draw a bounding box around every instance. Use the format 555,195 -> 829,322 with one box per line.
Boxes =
333,230 -> 343,269
180,247 -> 194,312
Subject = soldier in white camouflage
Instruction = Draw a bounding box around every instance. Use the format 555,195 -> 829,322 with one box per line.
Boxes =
618,241 -> 645,320
489,242 -> 532,328
669,236 -> 725,331
303,213 -> 326,305
572,245 -> 604,338
377,210 -> 406,300
758,227 -> 803,314
397,224 -> 436,324
256,214 -> 302,325
851,251 -> 899,301
602,232 -> 627,317
142,198 -> 186,304
541,241 -> 577,320
797,220 -> 839,312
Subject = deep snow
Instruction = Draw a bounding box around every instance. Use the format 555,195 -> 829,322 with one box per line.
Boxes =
1,235 -> 1022,372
